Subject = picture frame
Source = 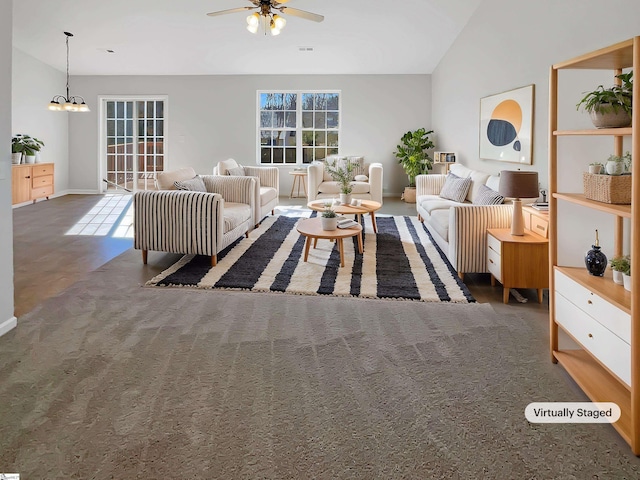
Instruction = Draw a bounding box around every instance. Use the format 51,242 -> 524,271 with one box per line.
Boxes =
479,84 -> 534,164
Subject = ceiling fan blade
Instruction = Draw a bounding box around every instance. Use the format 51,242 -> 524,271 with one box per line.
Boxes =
272,0 -> 292,5
206,6 -> 254,17
280,6 -> 324,22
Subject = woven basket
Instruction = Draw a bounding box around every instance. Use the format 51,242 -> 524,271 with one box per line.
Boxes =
583,172 -> 631,204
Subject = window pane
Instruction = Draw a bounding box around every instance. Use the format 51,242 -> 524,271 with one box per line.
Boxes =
156,140 -> 164,155
285,93 -> 297,110
302,112 -> 313,128
155,101 -> 164,119
147,120 -> 154,135
117,120 -> 125,136
314,93 -> 327,110
285,149 -> 296,163
273,148 -> 284,164
285,112 -> 296,128
315,131 -> 326,146
107,120 -> 115,136
147,102 -> 154,118
260,130 -> 271,145
326,93 -> 339,110
126,102 -> 133,118
273,130 -> 285,146
126,120 -> 133,135
315,148 -> 327,161
274,111 -> 285,128
260,112 -> 272,128
107,137 -> 115,147
302,93 -> 314,110
327,147 -> 339,156
126,137 -> 134,154
137,102 -> 145,118
327,131 -> 339,147
303,147 -> 314,163
156,120 -> 164,136
116,102 -> 124,118
302,130 -> 313,146
284,131 -> 296,146
327,112 -> 339,129
107,155 -> 115,170
314,112 -> 326,129
261,148 -> 271,163
107,102 -> 115,118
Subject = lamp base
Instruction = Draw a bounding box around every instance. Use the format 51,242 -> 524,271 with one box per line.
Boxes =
510,199 -> 525,236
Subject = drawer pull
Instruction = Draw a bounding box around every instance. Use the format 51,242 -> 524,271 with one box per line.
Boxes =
587,300 -> 593,305
536,225 -> 544,231
588,333 -> 593,338
489,259 -> 494,264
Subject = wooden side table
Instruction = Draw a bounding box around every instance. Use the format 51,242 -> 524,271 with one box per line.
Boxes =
289,171 -> 308,198
487,228 -> 549,304
296,218 -> 363,267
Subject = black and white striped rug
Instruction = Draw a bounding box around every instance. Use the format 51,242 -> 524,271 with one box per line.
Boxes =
145,214 -> 475,303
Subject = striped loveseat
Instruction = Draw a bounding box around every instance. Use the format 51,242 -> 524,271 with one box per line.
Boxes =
134,175 -> 257,266
416,164 -> 515,280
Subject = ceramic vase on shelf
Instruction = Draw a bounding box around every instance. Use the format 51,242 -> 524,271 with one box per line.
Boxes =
605,160 -> 624,176
585,229 -> 607,277
588,164 -> 602,174
612,270 -> 624,285
623,273 -> 632,292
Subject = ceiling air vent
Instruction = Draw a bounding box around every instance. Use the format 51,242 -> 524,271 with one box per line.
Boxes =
298,46 -> 314,52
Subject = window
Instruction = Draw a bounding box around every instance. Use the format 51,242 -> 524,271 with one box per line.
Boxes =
101,97 -> 166,192
258,91 -> 340,165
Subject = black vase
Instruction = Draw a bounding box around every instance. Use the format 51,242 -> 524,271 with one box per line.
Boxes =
585,245 -> 607,277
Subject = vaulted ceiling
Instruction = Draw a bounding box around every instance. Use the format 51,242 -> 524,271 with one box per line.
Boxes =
13,0 -> 483,75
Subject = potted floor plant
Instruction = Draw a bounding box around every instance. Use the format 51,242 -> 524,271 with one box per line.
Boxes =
394,128 -> 435,203
577,71 -> 633,128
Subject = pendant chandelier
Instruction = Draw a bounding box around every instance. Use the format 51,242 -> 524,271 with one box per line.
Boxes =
48,32 -> 90,112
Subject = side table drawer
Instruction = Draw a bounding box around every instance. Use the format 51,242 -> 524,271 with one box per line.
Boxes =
32,174 -> 53,188
487,244 -> 502,281
530,215 -> 549,238
555,292 -> 630,386
487,233 -> 501,255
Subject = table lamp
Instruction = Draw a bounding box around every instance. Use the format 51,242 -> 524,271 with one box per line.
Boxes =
499,170 -> 539,236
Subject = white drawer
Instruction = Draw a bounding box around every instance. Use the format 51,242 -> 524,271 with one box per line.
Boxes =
555,292 -> 630,386
487,245 -> 502,281
555,270 -> 630,343
487,233 -> 501,255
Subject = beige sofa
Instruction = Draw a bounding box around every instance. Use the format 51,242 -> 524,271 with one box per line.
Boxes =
416,164 -> 514,280
307,156 -> 383,204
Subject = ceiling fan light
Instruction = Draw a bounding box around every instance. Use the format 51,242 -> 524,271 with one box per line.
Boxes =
246,13 -> 260,26
270,19 -> 281,36
273,14 -> 286,30
247,23 -> 259,34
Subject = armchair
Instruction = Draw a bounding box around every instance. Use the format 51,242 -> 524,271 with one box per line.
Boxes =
307,158 -> 383,204
134,175 -> 256,266
214,159 -> 279,227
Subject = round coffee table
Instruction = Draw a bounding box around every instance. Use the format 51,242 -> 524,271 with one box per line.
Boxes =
296,217 -> 363,267
307,199 -> 382,233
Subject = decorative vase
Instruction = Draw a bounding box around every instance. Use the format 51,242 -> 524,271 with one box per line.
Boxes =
339,193 -> 351,204
585,229 -> 607,277
612,270 -> 624,285
35,151 -> 42,163
623,273 -> 632,292
24,154 -> 36,164
321,217 -> 337,231
605,160 -> 624,176
11,153 -> 22,164
588,165 -> 602,174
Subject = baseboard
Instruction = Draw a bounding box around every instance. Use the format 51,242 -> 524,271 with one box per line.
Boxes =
66,189 -> 102,195
0,316 -> 17,337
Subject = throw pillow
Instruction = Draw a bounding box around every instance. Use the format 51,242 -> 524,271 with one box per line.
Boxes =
439,173 -> 472,203
354,174 -> 369,182
174,175 -> 207,192
473,184 -> 505,205
227,166 -> 245,176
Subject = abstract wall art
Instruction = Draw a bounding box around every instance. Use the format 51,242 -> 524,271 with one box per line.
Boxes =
479,84 -> 534,164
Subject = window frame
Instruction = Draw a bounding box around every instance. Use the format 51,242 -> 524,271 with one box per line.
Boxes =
255,90 -> 341,166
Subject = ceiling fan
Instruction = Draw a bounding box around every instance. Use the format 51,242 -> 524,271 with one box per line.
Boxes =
207,0 -> 324,35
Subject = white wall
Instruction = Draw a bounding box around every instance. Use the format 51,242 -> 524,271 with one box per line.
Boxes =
432,0 -> 640,265
12,48 -> 69,194
0,0 -> 16,335
69,74 -> 431,196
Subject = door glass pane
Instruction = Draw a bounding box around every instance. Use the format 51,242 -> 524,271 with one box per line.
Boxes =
107,102 -> 115,118
155,101 -> 164,118
156,120 -> 163,136
107,120 -> 115,136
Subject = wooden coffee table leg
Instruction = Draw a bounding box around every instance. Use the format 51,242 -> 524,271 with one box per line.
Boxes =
357,232 -> 363,253
338,238 -> 345,267
313,238 -> 318,249
303,236 -> 312,262
370,212 -> 378,233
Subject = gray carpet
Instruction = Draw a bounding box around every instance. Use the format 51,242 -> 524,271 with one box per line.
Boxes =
1,248 -> 640,479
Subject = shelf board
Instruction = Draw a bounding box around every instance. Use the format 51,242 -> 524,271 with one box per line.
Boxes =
554,128 -> 632,136
554,349 -> 632,444
554,266 -> 631,314
552,193 -> 632,218
553,38 -> 634,70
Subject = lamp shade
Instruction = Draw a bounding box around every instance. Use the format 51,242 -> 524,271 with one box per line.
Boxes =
499,170 -> 539,198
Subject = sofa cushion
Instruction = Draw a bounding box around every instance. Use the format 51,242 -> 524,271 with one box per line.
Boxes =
156,167 -> 197,190
317,181 -> 370,195
317,181 -> 341,195
174,175 -> 207,192
467,170 -> 491,203
260,186 -> 278,206
223,202 -> 252,233
486,174 -> 501,192
439,173 -> 472,203
227,166 -> 245,176
428,209 -> 450,243
354,174 -> 369,182
217,158 -> 240,176
473,184 -> 505,205
418,195 -> 462,214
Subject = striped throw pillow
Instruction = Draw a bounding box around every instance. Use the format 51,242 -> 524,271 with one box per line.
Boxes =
174,175 -> 207,192
439,173 -> 472,203
473,184 -> 505,205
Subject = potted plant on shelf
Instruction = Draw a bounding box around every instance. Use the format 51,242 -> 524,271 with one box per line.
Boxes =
320,204 -> 338,231
588,162 -> 603,174
576,71 -> 633,128
394,128 -> 435,203
622,255 -> 631,292
610,255 -> 629,285
604,152 -> 630,176
12,134 -> 45,164
324,159 -> 355,204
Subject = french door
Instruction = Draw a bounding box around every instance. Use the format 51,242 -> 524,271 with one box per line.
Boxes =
100,97 -> 167,192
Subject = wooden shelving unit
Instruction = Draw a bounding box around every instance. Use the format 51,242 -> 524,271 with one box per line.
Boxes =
549,37 -> 640,454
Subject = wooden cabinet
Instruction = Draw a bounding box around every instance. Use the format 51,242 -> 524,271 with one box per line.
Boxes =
522,206 -> 549,238
549,37 -> 640,453
487,228 -> 549,304
11,163 -> 54,205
